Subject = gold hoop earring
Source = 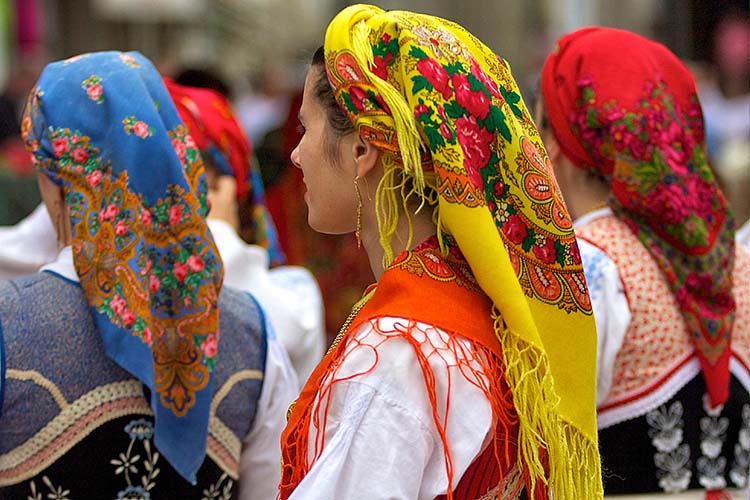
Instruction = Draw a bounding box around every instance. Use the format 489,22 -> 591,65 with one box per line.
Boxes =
354,175 -> 363,249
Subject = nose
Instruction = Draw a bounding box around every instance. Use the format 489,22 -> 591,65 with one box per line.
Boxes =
290,144 -> 301,169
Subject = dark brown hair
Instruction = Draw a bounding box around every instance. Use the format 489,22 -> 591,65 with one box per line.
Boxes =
311,46 -> 356,165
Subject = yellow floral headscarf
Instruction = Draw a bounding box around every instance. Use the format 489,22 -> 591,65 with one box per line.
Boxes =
324,5 -> 601,497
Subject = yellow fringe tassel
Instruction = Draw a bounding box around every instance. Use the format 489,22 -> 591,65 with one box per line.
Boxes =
351,21 -> 426,192
493,312 -> 603,500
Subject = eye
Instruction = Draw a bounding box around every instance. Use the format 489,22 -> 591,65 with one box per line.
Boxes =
297,123 -> 306,134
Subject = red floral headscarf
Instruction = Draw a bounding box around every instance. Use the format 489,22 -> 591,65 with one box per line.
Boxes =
163,79 -> 286,264
541,27 -> 736,407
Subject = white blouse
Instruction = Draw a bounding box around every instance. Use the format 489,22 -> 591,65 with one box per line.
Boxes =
288,317 -> 493,500
40,247 -> 299,500
208,219 -> 325,385
574,208 -> 631,405
738,219 -> 750,253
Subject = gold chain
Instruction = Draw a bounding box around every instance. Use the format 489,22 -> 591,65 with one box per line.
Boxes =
326,288 -> 376,354
286,288 -> 376,422
579,200 -> 608,219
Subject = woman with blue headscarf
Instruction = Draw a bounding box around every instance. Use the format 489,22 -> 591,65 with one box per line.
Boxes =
0,51 -> 297,500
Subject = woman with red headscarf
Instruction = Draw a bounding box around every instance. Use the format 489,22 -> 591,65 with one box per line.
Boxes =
163,79 -> 325,384
539,27 -> 750,497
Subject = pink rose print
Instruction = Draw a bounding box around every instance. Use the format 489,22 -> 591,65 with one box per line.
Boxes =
140,209 -> 152,226
140,259 -> 152,277
201,334 -> 218,359
172,138 -> 186,163
372,55 -> 389,80
71,147 -> 89,164
123,116 -> 152,138
168,204 -> 182,225
470,59 -> 500,98
416,58 -> 451,99
86,84 -> 103,103
686,176 -> 714,219
121,309 -> 136,328
114,220 -> 128,236
86,170 -> 102,187
173,262 -> 188,283
492,180 -> 505,198
533,238 -> 558,265
141,327 -> 152,345
414,103 -> 430,119
184,134 -> 197,150
52,138 -> 69,158
100,203 -> 118,222
675,286 -> 692,310
439,122 -> 452,140
348,86 -> 371,112
81,75 -> 104,104
149,274 -> 161,293
133,121 -> 150,139
503,214 -> 528,245
646,183 -> 689,224
453,73 -> 491,119
685,271 -> 713,297
187,255 -> 204,273
110,294 -> 126,316
455,115 -> 493,188
712,291 -> 734,314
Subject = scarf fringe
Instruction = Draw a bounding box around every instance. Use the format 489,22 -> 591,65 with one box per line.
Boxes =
494,312 -> 603,500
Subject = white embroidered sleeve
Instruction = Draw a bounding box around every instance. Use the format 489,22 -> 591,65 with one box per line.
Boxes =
578,240 -> 631,405
288,318 -> 493,500
238,321 -> 299,500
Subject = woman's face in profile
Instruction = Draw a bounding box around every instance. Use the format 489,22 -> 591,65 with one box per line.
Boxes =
290,67 -> 359,236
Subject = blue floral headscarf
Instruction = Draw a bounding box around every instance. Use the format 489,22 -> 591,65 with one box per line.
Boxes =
21,51 -> 223,483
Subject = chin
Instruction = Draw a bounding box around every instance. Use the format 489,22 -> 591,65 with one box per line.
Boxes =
307,213 -> 352,236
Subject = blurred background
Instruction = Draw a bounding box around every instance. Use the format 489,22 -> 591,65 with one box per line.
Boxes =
1,0 -> 748,335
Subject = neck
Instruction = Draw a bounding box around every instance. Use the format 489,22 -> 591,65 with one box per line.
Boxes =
565,176 -> 610,221
360,203 -> 436,281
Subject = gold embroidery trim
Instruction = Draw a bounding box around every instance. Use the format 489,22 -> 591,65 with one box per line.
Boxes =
0,380 -> 148,485
6,369 -> 69,410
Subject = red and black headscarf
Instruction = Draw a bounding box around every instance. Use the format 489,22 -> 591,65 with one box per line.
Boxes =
541,27 -> 736,407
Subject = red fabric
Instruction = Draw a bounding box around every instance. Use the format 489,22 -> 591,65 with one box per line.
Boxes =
541,27 -> 736,407
163,79 -> 251,200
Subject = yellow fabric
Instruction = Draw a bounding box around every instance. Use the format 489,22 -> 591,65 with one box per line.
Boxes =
324,5 -> 601,498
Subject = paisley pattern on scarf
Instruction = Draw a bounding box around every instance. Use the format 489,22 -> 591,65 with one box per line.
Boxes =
21,51 -> 223,482
326,16 -> 590,314
281,6 -> 601,500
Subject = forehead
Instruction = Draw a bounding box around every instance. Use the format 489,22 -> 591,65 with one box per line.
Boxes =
300,66 -> 324,119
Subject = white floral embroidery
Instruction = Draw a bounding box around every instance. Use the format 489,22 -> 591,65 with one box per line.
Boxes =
698,394 -> 728,489
113,419 -> 160,499
201,472 -> 233,500
647,401 -> 685,452
648,401 -> 691,492
655,444 -> 692,492
730,404 -> 750,488
27,476 -> 71,500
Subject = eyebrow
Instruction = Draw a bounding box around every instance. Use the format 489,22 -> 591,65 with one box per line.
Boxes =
297,112 -> 305,124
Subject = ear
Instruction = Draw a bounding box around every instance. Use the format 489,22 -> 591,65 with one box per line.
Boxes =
36,171 -> 65,216
351,135 -> 381,178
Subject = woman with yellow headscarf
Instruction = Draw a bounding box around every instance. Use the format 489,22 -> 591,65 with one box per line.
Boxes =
281,5 -> 602,499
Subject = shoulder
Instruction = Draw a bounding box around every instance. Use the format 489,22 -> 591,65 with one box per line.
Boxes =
0,272 -> 80,312
218,286 -> 262,325
335,317 -> 484,395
